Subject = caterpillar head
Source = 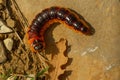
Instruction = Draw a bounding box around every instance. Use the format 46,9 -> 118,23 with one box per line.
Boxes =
31,39 -> 44,52
28,37 -> 44,52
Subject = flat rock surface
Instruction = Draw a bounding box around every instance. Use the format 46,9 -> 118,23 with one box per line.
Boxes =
11,0 -> 120,80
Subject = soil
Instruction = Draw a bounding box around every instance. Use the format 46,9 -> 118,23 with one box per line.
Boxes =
0,0 -> 120,80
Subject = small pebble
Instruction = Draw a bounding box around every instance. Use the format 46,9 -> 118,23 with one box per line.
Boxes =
0,19 -> 13,33
3,38 -> 13,51
0,40 -> 7,63
17,49 -> 22,54
6,18 -> 15,28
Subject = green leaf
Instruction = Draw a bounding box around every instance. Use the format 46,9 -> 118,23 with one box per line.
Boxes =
14,76 -> 17,80
36,67 -> 49,77
30,77 -> 35,80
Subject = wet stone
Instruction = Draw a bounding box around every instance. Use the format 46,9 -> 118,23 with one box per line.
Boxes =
3,38 -> 13,51
0,40 -> 7,63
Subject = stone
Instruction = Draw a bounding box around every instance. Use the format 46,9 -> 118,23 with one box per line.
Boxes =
16,49 -> 22,54
0,19 -> 13,33
6,18 -> 15,28
3,38 -> 13,51
0,40 -> 7,63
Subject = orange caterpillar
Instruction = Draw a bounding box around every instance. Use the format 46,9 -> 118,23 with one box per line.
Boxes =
27,6 -> 93,52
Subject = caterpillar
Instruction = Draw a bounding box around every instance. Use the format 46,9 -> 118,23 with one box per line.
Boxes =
27,6 -> 93,52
